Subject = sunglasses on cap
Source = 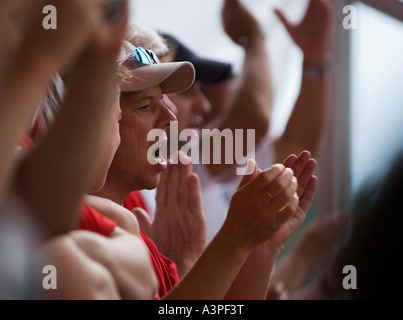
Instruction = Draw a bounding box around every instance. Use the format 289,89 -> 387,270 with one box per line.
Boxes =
130,47 -> 160,65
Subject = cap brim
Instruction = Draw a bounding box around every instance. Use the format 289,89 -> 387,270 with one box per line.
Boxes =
120,61 -> 195,94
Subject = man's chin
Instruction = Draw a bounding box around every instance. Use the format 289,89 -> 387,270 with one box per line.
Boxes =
141,173 -> 162,191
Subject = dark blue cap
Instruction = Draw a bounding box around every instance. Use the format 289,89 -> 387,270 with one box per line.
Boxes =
160,33 -> 234,84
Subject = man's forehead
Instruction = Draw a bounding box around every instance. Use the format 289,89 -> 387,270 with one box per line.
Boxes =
121,86 -> 162,101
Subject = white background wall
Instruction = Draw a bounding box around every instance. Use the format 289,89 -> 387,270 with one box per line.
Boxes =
129,0 -> 309,136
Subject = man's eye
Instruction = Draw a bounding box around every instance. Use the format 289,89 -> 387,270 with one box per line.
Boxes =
138,105 -> 150,112
179,90 -> 190,96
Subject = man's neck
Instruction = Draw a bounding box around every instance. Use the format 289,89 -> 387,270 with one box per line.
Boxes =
93,183 -> 127,206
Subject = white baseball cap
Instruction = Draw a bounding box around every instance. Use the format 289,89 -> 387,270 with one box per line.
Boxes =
119,41 -> 195,94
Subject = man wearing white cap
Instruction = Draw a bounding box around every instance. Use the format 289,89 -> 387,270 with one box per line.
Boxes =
92,41 -> 318,300
94,42 -> 199,299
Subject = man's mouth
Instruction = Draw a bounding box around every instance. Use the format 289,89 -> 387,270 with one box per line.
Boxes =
151,136 -> 168,165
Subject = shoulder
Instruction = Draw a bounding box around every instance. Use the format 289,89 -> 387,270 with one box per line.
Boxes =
83,195 -> 140,236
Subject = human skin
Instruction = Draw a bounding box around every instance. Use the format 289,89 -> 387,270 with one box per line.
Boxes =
0,0 -> 125,205
97,86 -> 177,202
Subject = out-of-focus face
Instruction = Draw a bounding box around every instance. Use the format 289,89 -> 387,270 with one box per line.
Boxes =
168,82 -> 211,132
89,92 -> 122,192
201,78 -> 237,126
162,94 -> 178,117
106,86 -> 176,193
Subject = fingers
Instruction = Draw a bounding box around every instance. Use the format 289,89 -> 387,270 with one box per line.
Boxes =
247,164 -> 285,193
296,158 -> 317,197
105,0 -> 126,23
288,151 -> 312,179
276,192 -> 299,227
178,152 -> 192,213
26,0 -> 128,72
79,0 -> 129,64
132,207 -> 152,233
237,159 -> 259,189
222,0 -> 261,45
274,8 -> 294,33
164,151 -> 193,216
306,0 -> 332,19
298,176 -> 318,214
166,152 -> 180,211
223,0 -> 246,17
96,0 -> 129,42
26,0 -> 103,61
283,150 -> 317,197
283,154 -> 297,169
187,173 -> 204,218
155,159 -> 170,206
251,151 -> 317,221
267,177 -> 298,213
263,167 -> 294,198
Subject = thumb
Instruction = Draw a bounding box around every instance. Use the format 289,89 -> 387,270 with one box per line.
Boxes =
132,207 -> 152,233
274,8 -> 293,34
237,159 -> 259,189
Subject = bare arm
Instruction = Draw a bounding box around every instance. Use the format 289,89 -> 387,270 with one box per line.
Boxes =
204,0 -> 273,177
33,234 -> 121,300
269,211 -> 347,296
224,243 -> 280,300
164,161 -> 299,299
81,195 -> 159,299
226,151 -> 318,299
84,195 -> 141,236
273,0 -> 334,161
13,1 -> 129,234
0,0 -> 108,198
133,152 -> 207,279
71,227 -> 158,300
274,70 -> 330,161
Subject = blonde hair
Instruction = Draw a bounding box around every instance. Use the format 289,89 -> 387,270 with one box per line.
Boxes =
126,23 -> 169,58
31,74 -> 65,141
31,62 -> 130,142
117,64 -> 132,82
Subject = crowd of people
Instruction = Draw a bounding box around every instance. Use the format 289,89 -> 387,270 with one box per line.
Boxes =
1,0 -> 401,300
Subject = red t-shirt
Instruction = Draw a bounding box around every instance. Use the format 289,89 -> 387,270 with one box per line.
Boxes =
123,190 -> 149,214
19,134 -> 35,152
76,204 -> 117,237
124,191 -> 179,299
139,229 -> 179,299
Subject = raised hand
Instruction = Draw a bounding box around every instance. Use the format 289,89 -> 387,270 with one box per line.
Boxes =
274,0 -> 334,66
22,0 -> 126,72
266,151 -> 318,249
9,1 -> 129,234
81,0 -> 129,63
0,0 -> 128,202
222,0 -> 264,46
133,152 -> 206,278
